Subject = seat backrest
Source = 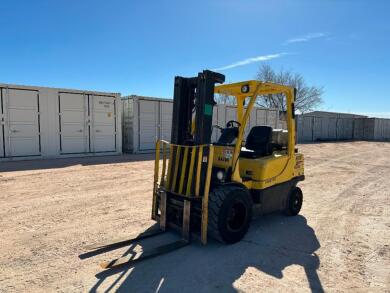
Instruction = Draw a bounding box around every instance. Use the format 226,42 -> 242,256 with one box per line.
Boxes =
216,127 -> 238,145
245,126 -> 273,154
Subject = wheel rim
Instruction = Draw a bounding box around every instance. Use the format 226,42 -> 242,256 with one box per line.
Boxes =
291,192 -> 302,213
227,201 -> 247,232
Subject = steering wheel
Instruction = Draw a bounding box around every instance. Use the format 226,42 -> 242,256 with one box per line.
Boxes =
212,125 -> 224,131
226,120 -> 241,128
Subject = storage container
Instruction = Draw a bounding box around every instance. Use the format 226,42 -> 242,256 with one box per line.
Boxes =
122,95 -> 280,153
0,83 -> 122,160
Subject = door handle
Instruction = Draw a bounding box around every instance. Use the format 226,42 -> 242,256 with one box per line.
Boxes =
77,129 -> 83,133
11,130 -> 19,133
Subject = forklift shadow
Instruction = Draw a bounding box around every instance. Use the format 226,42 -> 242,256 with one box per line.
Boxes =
91,214 -> 323,293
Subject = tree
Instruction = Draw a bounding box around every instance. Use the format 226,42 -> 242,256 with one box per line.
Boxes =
256,64 -> 323,113
214,93 -> 236,105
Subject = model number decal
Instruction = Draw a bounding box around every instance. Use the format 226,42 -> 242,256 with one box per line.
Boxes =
217,156 -> 229,162
295,161 -> 303,169
222,149 -> 233,159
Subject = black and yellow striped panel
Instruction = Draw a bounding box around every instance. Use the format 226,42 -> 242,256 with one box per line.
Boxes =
159,143 -> 213,197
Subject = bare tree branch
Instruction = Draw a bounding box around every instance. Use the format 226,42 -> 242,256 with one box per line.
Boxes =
256,63 -> 323,113
214,93 -> 236,105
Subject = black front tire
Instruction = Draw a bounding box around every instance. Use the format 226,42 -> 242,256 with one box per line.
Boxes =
284,187 -> 303,216
208,185 -> 253,244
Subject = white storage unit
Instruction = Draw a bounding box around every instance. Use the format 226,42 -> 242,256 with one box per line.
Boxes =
296,113 -> 390,142
160,101 -> 173,142
122,95 -> 280,153
122,96 -> 173,153
0,83 -> 121,161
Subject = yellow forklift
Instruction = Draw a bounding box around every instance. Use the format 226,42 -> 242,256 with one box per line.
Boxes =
81,70 -> 304,269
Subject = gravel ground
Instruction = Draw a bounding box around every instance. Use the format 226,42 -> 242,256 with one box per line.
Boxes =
0,141 -> 389,292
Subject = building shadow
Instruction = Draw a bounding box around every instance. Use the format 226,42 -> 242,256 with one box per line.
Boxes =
0,153 -> 155,173
89,214 -> 323,293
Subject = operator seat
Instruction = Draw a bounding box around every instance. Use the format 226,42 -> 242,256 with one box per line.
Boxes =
240,126 -> 273,158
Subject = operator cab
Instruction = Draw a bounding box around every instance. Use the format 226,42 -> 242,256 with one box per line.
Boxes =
213,121 -> 288,158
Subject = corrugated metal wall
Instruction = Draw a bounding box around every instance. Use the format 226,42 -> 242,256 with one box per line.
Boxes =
122,96 -> 282,153
353,118 -> 375,140
374,118 -> 390,140
297,116 -> 390,142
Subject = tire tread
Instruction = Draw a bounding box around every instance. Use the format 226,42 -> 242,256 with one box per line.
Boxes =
208,185 -> 251,243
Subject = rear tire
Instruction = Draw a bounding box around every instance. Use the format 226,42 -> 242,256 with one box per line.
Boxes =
208,185 -> 252,244
284,187 -> 303,216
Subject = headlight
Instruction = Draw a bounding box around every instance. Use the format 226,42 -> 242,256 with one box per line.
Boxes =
241,84 -> 250,93
217,170 -> 224,181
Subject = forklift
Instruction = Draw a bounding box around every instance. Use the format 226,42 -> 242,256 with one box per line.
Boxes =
81,70 -> 304,269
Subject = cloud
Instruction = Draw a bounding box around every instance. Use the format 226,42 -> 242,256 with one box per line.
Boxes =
212,52 -> 288,71
284,32 -> 328,45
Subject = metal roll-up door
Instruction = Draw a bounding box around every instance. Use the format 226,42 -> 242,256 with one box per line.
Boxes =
160,101 -> 172,142
302,116 -> 314,141
3,88 -> 41,157
313,117 -> 322,140
328,118 -> 337,140
248,107 -> 256,130
211,106 -> 220,142
336,118 -> 345,139
241,107 -> 251,139
59,92 -> 89,154
267,110 -> 277,127
385,120 -> 390,140
0,89 -> 4,157
296,116 -> 303,143
139,99 -> 158,151
225,106 -> 236,123
90,95 -> 116,152
256,109 -> 267,125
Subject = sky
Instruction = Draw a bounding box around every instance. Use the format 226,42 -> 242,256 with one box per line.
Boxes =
0,0 -> 389,117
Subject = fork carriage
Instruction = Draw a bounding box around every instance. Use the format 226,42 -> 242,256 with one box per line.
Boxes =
152,141 -> 214,244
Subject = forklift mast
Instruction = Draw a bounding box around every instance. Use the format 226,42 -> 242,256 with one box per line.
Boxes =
170,70 -> 225,145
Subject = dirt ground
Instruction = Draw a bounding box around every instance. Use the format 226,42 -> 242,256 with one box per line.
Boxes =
0,141 -> 389,293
